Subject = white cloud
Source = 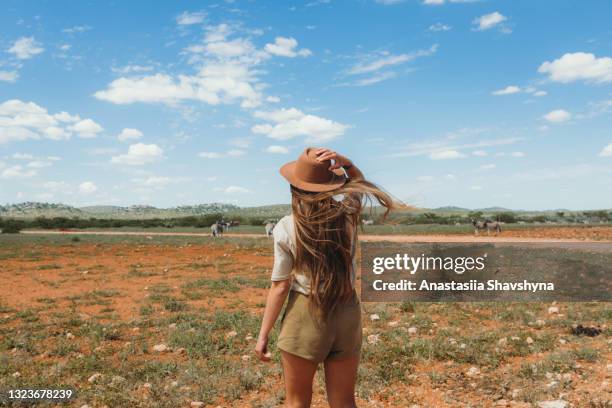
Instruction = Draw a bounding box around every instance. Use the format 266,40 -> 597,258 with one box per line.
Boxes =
348,45 -> 437,75
266,96 -> 281,103
0,99 -> 102,143
252,108 -> 349,142
511,151 -> 525,157
111,143 -> 164,166
12,153 -> 34,160
8,37 -> 44,59
472,12 -> 507,31
480,164 -> 495,170
353,71 -> 397,87
0,71 -> 19,83
1,165 -> 37,179
472,150 -> 488,156
599,142 -> 612,157
95,23 -> 297,109
69,118 -> 103,138
265,145 -> 289,154
429,23 -> 452,32
543,109 -> 571,123
27,160 -> 52,168
221,185 -> 251,194
117,128 -> 143,141
132,176 -> 184,188
430,150 -> 464,160
391,131 -> 521,159
112,65 -> 154,75
198,149 -> 245,159
492,85 -> 521,95
538,52 -> 612,84
264,37 -> 311,57
375,0 -> 405,4
176,11 -> 205,26
78,181 -> 97,195
62,26 -> 92,34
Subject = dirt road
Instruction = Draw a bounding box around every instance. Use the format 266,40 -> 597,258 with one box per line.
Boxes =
21,229 -> 612,243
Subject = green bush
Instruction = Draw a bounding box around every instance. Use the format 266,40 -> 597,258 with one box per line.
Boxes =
0,218 -> 24,233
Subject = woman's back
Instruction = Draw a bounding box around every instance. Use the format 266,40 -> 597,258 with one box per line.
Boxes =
270,214 -> 358,297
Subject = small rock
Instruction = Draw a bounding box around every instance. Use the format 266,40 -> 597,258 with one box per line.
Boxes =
241,355 -> 251,362
175,347 -> 187,355
225,330 -> 238,339
88,373 -> 103,383
153,344 -> 170,353
498,337 -> 507,346
11,371 -> 21,378
111,375 -> 126,385
370,314 -> 380,322
537,401 -> 567,408
245,334 -> 254,341
408,327 -> 418,335
466,366 -> 480,377
190,402 -> 205,408
546,380 -> 559,389
548,306 -> 559,314
388,321 -> 399,327
495,400 -> 508,407
168,323 -> 177,329
171,381 -> 179,387
80,405 -> 91,408
526,337 -> 534,344
143,382 -> 152,389
558,338 -> 566,344
367,334 -> 380,345
459,343 -> 466,349
607,363 -> 612,374
66,332 -> 75,339
510,336 -> 520,341
535,319 -> 546,327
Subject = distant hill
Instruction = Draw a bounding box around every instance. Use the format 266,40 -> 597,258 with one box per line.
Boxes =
0,201 -> 608,220
0,202 -> 240,219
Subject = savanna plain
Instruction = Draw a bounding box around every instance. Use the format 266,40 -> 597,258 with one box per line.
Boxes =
1,225 -> 611,408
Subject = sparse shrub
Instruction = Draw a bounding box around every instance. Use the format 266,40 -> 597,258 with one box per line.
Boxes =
0,218 -> 24,233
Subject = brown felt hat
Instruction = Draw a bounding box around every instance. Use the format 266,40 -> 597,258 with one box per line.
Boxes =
280,147 -> 348,192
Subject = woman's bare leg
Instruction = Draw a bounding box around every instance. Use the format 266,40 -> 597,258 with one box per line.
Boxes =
323,355 -> 360,408
280,350 -> 318,408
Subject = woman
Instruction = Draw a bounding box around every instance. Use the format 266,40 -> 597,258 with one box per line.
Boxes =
255,147 -> 398,408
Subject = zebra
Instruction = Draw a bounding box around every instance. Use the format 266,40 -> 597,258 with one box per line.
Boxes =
211,222 -> 224,237
472,219 -> 502,236
264,222 -> 276,238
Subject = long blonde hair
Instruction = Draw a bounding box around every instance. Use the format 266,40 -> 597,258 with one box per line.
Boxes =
291,178 -> 400,320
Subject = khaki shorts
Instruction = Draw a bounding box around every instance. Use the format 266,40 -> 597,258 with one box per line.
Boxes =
277,290 -> 362,363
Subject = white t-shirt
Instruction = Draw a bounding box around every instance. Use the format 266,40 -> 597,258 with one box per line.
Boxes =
270,214 -> 357,295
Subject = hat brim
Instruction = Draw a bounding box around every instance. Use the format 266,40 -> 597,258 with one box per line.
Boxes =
280,161 -> 347,193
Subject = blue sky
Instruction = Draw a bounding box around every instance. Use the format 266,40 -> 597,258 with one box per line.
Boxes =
1,0 -> 611,210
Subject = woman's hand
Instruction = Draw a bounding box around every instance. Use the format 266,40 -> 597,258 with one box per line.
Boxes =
315,148 -> 353,170
255,335 -> 272,362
